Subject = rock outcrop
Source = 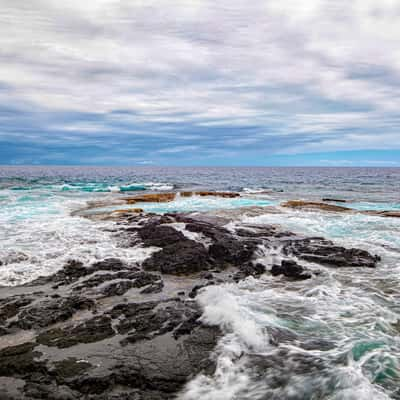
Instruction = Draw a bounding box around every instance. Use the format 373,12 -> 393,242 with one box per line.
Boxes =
130,214 -> 260,275
124,193 -> 176,204
271,260 -> 312,280
281,200 -> 351,212
282,200 -> 400,219
363,210 -> 400,218
0,258 -> 220,399
283,237 -> 380,268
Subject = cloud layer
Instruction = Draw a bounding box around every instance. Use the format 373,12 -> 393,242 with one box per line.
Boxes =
0,0 -> 399,164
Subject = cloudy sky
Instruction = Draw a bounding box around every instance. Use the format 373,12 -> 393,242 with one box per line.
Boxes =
1,0 -> 400,166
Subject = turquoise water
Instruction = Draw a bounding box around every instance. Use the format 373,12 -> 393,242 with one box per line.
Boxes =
8,181 -> 173,193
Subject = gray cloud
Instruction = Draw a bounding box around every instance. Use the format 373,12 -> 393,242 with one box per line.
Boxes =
0,0 -> 399,157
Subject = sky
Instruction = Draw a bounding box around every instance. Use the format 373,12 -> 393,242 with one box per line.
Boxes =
0,0 -> 400,166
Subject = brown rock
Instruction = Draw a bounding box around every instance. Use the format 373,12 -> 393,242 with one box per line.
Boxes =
282,200 -> 400,219
362,210 -> 400,218
180,191 -> 194,197
379,211 -> 400,218
281,200 -> 351,212
124,193 -> 176,203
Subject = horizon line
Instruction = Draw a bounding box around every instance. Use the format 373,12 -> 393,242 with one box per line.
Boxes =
1,164 -> 399,168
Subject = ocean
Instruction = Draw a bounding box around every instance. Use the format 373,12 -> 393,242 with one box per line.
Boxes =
0,166 -> 399,399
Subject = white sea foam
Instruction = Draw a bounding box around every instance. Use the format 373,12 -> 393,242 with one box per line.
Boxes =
180,352 -> 268,400
197,284 -> 269,351
180,266 -> 399,399
119,182 -> 174,191
179,283 -> 272,400
242,187 -> 271,194
146,182 -> 174,191
167,222 -> 213,248
0,193 -> 157,286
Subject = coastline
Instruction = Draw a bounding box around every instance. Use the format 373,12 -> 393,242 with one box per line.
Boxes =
0,200 -> 389,399
0,167 -> 399,399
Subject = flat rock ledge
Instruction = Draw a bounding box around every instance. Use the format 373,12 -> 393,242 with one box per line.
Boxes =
282,200 -> 400,218
0,211 -> 380,399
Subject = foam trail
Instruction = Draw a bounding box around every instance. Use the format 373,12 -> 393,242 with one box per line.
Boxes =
180,284 -> 271,400
0,189 -> 157,285
197,284 -> 269,351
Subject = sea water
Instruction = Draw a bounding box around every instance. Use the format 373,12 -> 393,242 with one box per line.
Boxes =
0,166 -> 399,399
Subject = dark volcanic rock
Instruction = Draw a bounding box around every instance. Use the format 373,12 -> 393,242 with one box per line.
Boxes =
101,280 -> 136,297
66,324 -> 219,399
51,357 -> 93,380
12,296 -> 94,330
233,262 -> 266,282
184,219 -> 259,265
283,238 -> 380,268
137,224 -> 186,247
0,342 -> 45,377
208,239 -> 255,267
90,258 -> 128,271
111,299 -> 202,343
73,270 -> 159,294
139,214 -> 259,274
29,258 -> 137,288
26,259 -> 89,286
0,296 -> 33,324
140,280 -> 164,294
271,260 -> 312,280
143,239 -> 211,274
37,315 -> 115,348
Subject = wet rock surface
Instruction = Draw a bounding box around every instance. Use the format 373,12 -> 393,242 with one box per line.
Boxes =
0,210 -> 381,399
283,237 -> 380,268
123,193 -> 177,203
11,296 -> 95,330
271,260 -> 312,280
135,214 -> 260,275
281,200 -> 400,219
281,200 -> 351,212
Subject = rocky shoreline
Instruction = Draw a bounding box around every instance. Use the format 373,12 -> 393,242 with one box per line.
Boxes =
72,191 -> 400,220
0,207 -> 381,399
